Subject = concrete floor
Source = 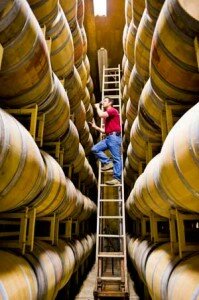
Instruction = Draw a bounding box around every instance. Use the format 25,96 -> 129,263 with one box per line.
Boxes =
75,264 -> 139,300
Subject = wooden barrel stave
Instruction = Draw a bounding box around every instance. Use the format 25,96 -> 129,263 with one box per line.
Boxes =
61,119 -> 79,164
64,66 -> 83,112
55,239 -> 76,289
135,9 -> 155,81
74,101 -> 86,132
126,20 -> 137,66
132,0 -> 145,28
78,196 -> 96,222
24,240 -> 62,300
69,189 -> 84,219
145,0 -> 165,20
32,151 -> 67,217
81,26 -> 88,58
0,0 -> 53,107
56,178 -> 78,220
86,103 -> 94,122
125,0 -> 133,26
46,5 -> 74,78
84,55 -> 90,79
27,0 -> 59,27
123,24 -> 129,56
143,154 -> 171,217
0,250 -> 38,299
86,75 -> 94,96
150,0 -> 199,103
72,143 -> 86,173
138,78 -> 165,128
82,87 -> 90,110
60,0 -> 76,26
68,239 -> 85,272
130,117 -> 146,160
77,0 -> 84,28
77,61 -> 87,89
168,253 -> 199,300
0,109 -> 46,212
128,65 -> 145,113
159,104 -> 199,212
40,74 -> 70,142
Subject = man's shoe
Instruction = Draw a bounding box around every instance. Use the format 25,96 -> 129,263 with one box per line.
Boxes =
101,162 -> 113,171
105,178 -> 121,185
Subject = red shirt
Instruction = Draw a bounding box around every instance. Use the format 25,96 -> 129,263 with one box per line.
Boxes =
104,107 -> 121,134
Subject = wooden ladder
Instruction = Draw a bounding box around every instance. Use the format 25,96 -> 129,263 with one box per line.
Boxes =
94,66 -> 129,299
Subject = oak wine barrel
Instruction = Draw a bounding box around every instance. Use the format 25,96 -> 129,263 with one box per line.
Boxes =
46,5 -> 74,78
0,109 -> 46,212
0,250 -> 38,299
40,74 -> 70,142
150,0 -> 199,103
0,0 -> 53,107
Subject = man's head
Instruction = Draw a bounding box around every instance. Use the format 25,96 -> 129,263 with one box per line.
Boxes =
102,97 -> 113,109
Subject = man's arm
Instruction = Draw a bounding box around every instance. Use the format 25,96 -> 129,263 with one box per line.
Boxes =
89,120 -> 105,133
95,103 -> 109,118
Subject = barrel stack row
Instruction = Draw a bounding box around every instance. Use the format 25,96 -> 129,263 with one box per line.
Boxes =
0,108 -> 97,217
128,237 -> 199,300
126,103 -> 199,218
123,1 -> 199,298
122,0 -> 199,189
58,0 -> 96,155
126,105 -> 199,299
30,0 -> 96,181
0,235 -> 96,300
0,0 -> 96,243
121,0 -> 145,147
0,0 -> 97,187
0,1 -> 97,298
123,0 -> 165,159
0,109 -> 97,298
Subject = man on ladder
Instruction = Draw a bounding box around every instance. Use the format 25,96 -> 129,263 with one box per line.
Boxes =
90,97 -> 122,185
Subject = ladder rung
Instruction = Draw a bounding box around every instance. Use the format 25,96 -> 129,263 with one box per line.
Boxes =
101,169 -> 113,173
104,74 -> 119,77
99,276 -> 122,281
100,184 -> 122,187
103,88 -> 120,91
113,105 -> 120,108
104,67 -> 119,71
104,81 -> 120,84
100,199 -> 122,202
103,95 -> 120,98
98,234 -> 124,238
104,91 -> 120,94
104,96 -> 120,99
99,216 -> 123,219
98,252 -> 124,258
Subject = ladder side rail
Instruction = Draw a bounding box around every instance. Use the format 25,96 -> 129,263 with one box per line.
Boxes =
95,65 -> 129,297
95,65 -> 107,276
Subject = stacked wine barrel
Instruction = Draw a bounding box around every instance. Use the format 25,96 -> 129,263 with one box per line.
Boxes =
0,0 -> 97,298
122,0 -> 145,151
0,0 -> 97,187
58,0 -> 95,155
0,0 -> 97,216
122,0 -> 199,188
0,109 -> 97,298
123,0 -> 199,298
126,103 -> 199,218
0,235 -> 96,300
128,237 -> 199,300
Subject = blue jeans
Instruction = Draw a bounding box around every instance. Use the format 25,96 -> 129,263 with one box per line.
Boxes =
91,135 -> 122,180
